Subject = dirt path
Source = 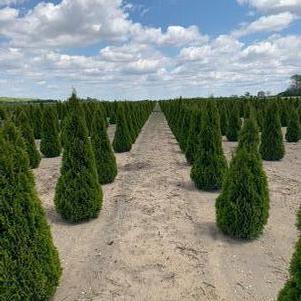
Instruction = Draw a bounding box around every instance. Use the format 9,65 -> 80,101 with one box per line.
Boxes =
34,110 -> 300,301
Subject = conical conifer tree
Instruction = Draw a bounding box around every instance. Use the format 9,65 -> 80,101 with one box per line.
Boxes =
17,110 -> 41,168
113,103 -> 132,153
285,108 -> 301,142
226,105 -> 241,141
33,105 -> 43,139
185,110 -> 201,164
277,211 -> 301,301
216,116 -> 269,239
91,108 -> 117,184
219,104 -> 228,136
40,106 -> 62,158
55,94 -> 102,222
0,121 -> 61,301
191,103 -> 227,191
260,103 -> 285,161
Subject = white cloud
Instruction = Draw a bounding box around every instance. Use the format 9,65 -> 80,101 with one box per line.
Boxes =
0,0 -> 300,99
0,0 -> 26,6
0,0 -> 205,48
0,7 -> 17,22
232,12 -> 297,37
237,0 -> 301,15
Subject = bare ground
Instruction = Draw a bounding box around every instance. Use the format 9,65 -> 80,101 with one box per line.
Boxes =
33,111 -> 300,301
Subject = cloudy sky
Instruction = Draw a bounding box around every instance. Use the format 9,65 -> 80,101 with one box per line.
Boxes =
0,0 -> 301,100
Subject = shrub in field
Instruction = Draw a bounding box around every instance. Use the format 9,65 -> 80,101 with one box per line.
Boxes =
179,108 -> 191,152
55,95 -> 102,223
113,104 -> 132,153
226,105 -> 241,141
40,107 -> 62,158
216,117 -> 269,240
219,104 -> 228,136
238,112 -> 260,153
0,122 -> 61,301
191,103 -> 227,191
185,110 -> 201,164
285,108 -> 301,142
33,105 -> 43,139
16,110 -> 41,169
277,219 -> 300,301
91,109 -> 117,184
260,103 -> 285,161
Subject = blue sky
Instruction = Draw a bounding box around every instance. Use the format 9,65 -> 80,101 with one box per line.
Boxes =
0,0 -> 300,99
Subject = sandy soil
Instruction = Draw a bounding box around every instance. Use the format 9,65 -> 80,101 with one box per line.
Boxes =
33,110 -> 300,301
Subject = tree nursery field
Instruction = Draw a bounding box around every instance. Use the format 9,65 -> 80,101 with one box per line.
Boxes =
0,95 -> 300,301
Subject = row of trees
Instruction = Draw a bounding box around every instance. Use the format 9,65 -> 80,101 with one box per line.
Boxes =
0,94 -> 154,299
161,97 -> 301,240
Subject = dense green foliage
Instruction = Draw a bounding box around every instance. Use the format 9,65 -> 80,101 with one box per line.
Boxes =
112,104 -> 132,153
40,107 -> 61,158
190,103 -> 227,191
185,110 -> 201,164
260,103 -> 285,161
216,116 -> 269,240
16,110 -> 41,169
278,209 -> 301,300
286,108 -> 301,142
91,108 -> 117,184
226,105 -> 241,141
113,101 -> 154,153
55,95 -> 102,223
0,121 -> 61,301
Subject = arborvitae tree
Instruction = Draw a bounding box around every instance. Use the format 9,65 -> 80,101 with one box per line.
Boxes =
285,108 -> 301,142
191,103 -> 227,191
179,108 -> 191,152
17,110 -> 41,169
110,101 -> 117,124
216,117 -> 269,239
260,103 -> 285,161
226,105 -> 241,141
55,94 -> 102,222
113,104 -> 132,153
219,104 -> 228,136
185,110 -> 201,164
277,212 -> 301,300
238,112 -> 260,153
40,106 -> 62,158
0,122 -> 61,301
91,109 -> 117,184
33,105 -> 43,139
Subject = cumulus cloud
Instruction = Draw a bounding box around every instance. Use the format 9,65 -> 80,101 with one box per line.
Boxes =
237,0 -> 301,15
0,0 -> 26,6
0,0 -> 205,48
232,12 -> 297,37
0,0 -> 300,99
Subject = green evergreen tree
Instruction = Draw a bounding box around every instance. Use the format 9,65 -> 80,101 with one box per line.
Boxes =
0,122 -> 61,301
238,112 -> 260,153
191,103 -> 227,191
91,109 -> 117,184
260,104 -> 285,161
277,219 -> 301,301
55,95 -> 102,223
185,110 -> 201,164
17,110 -> 41,169
285,108 -> 301,142
219,104 -> 228,136
226,105 -> 241,141
113,104 -> 132,153
40,106 -> 62,158
33,105 -> 43,139
216,117 -> 269,240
